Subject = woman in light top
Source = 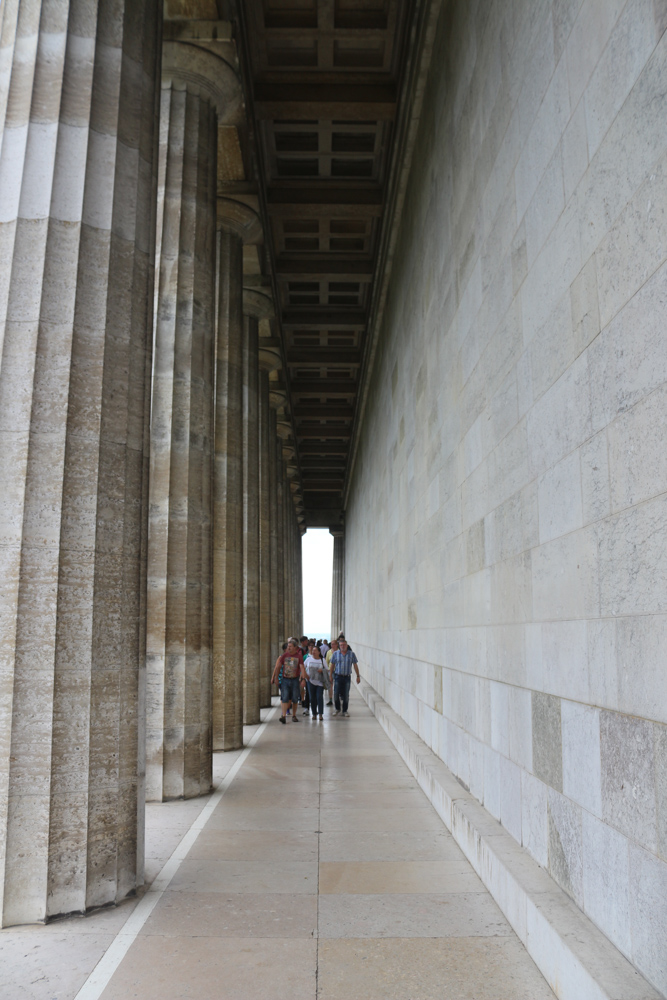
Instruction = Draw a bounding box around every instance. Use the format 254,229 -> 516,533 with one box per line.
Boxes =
304,644 -> 326,721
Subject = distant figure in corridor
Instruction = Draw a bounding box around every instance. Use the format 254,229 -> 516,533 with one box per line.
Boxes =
325,639 -> 338,705
330,638 -> 360,717
271,638 -> 306,724
305,644 -> 326,720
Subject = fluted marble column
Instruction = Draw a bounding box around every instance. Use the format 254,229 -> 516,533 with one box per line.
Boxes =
275,438 -> 286,644
212,201 -> 262,750
145,82 -> 217,802
258,327 -> 280,707
0,0 -> 161,926
242,312 -> 260,725
330,529 -> 345,638
282,457 -> 292,636
297,525 -> 304,635
213,226 -> 243,750
268,406 -> 280,686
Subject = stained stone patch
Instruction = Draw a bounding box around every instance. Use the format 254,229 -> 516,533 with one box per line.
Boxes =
531,692 -> 563,792
600,711 -> 657,852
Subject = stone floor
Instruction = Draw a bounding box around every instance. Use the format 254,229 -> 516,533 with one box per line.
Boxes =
1,689 -> 556,999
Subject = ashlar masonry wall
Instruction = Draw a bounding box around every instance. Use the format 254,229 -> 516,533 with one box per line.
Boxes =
346,1 -> 667,993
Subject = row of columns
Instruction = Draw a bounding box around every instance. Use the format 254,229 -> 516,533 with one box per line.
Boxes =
0,4 -> 302,926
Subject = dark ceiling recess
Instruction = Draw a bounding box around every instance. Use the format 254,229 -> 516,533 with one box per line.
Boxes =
238,0 -> 413,528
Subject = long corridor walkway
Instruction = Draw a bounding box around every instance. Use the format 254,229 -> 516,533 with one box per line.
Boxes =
3,689 -> 557,1000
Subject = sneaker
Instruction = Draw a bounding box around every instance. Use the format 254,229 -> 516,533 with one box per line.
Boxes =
342,711 -> 350,717
302,709 -> 309,715
333,709 -> 341,716
292,715 -> 299,722
279,716 -> 286,724
326,700 -> 333,706
319,715 -> 324,721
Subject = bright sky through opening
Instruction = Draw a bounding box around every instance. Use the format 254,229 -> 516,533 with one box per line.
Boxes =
302,529 -> 333,639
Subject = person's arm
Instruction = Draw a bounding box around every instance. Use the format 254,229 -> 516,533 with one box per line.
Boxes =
353,653 -> 361,683
271,654 -> 282,686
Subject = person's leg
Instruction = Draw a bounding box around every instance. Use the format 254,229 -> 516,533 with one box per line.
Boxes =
309,681 -> 317,717
333,675 -> 341,712
279,680 -> 289,722
341,675 -> 351,713
316,685 -> 324,717
295,680 -> 302,719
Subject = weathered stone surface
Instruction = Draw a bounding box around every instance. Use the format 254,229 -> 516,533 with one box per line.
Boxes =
531,693 -> 562,793
212,226 -> 244,751
0,0 -> 161,924
344,0 -> 667,989
146,80 -> 216,802
600,710 -> 657,853
548,788 -> 583,906
242,314 -> 260,725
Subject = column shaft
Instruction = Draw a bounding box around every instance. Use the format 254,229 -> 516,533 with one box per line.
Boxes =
258,372 -> 272,707
212,228 -> 244,750
268,407 -> 280,679
275,440 -> 285,643
242,315 -> 260,725
331,533 -> 345,638
146,84 -> 216,802
282,459 -> 291,636
0,0 -> 161,925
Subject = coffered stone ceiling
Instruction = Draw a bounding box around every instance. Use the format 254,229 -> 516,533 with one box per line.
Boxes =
167,0 -> 439,527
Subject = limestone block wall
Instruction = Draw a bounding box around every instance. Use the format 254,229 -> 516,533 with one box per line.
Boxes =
345,1 -> 667,992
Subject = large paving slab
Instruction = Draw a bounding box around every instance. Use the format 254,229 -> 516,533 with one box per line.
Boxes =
1,696 -> 556,999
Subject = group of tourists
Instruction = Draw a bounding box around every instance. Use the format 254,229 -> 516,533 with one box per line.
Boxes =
270,633 -> 360,724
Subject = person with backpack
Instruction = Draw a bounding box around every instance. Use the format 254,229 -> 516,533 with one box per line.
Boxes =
304,644 -> 326,720
271,637 -> 306,724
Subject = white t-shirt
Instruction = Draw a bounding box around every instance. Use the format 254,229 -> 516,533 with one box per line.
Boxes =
305,655 -> 325,686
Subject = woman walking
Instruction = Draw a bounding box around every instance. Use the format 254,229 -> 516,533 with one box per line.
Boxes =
304,644 -> 326,720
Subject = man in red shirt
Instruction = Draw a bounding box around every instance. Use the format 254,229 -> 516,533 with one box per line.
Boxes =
271,637 -> 306,724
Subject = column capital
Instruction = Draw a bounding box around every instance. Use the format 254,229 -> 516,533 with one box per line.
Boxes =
162,41 -> 242,124
329,527 -> 344,537
243,288 -> 274,319
258,337 -> 282,373
276,419 -> 292,441
218,197 -> 263,242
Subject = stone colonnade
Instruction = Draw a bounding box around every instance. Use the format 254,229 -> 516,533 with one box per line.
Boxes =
0,4 -> 302,927
330,529 -> 345,638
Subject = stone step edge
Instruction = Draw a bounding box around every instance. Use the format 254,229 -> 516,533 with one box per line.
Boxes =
357,679 -> 661,1000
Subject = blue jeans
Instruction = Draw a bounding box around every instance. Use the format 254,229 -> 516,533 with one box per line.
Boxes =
334,674 -> 351,712
280,677 -> 300,706
308,682 -> 324,716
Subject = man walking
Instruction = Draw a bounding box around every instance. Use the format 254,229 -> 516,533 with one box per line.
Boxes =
324,639 -> 338,706
271,638 -> 306,724
329,638 -> 360,717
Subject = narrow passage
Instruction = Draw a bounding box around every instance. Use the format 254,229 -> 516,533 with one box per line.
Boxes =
4,691 -> 557,1000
